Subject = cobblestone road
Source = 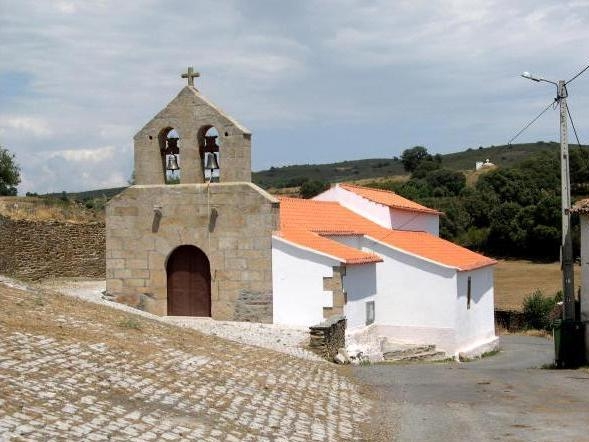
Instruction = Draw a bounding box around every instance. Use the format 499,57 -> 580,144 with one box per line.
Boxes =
0,282 -> 373,441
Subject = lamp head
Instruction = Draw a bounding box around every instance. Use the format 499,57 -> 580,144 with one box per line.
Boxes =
521,71 -> 541,82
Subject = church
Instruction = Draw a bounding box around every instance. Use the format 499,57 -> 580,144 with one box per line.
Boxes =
106,68 -> 497,358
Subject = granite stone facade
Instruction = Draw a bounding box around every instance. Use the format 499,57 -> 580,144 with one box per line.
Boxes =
106,78 -> 278,321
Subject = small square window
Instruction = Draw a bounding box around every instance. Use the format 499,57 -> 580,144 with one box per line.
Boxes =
366,301 -> 375,325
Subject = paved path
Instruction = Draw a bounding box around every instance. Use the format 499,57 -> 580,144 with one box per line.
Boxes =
21,278 -> 324,362
0,280 -> 371,441
353,335 -> 589,441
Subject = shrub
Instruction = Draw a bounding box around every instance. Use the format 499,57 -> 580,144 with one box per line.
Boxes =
522,290 -> 558,331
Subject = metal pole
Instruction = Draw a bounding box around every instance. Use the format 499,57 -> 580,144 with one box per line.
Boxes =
559,80 -> 575,321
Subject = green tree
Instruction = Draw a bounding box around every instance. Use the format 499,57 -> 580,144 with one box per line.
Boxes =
300,180 -> 329,199
400,146 -> 432,172
0,146 -> 20,196
411,160 -> 440,178
424,169 -> 466,196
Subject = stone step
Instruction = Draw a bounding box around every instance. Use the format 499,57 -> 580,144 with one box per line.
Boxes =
382,344 -> 436,360
395,350 -> 448,362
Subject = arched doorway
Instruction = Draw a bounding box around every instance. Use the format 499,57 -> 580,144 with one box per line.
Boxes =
166,245 -> 211,316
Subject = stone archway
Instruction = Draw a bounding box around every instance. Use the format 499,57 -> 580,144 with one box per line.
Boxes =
166,245 -> 211,316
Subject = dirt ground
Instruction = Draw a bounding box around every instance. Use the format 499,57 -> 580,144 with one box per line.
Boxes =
493,259 -> 581,311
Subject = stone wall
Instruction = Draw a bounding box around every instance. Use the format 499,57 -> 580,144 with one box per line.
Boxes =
233,290 -> 273,322
309,315 -> 347,361
106,182 -> 278,320
0,215 -> 105,280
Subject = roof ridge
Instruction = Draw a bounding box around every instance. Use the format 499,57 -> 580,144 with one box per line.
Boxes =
279,196 -> 340,205
340,183 -> 398,195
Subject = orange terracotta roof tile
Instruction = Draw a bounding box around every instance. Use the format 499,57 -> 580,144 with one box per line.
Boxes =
338,183 -> 443,215
276,229 -> 383,264
277,197 -> 495,271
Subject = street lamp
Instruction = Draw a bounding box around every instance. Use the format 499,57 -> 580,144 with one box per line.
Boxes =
521,72 -> 575,322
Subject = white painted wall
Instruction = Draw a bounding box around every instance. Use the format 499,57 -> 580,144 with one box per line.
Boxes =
314,184 -> 439,234
366,239 -> 457,328
389,209 -> 439,236
313,185 -> 392,228
330,232 -> 457,353
454,268 -> 496,353
272,237 -> 339,327
342,263 -> 378,330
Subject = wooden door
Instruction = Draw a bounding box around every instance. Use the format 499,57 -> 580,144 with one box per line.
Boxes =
167,245 -> 211,316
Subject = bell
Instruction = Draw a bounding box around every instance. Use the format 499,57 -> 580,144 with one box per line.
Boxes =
204,152 -> 219,171
166,154 -> 180,171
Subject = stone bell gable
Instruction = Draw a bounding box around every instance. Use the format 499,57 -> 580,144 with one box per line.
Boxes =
134,85 -> 251,185
106,68 -> 277,322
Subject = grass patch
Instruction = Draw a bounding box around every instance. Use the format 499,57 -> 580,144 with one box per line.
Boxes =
480,349 -> 500,358
460,348 -> 500,362
117,316 -> 143,330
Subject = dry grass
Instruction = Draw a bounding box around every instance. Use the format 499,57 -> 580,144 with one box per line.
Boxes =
352,175 -> 410,186
494,259 -> 581,311
0,196 -> 102,223
464,166 -> 496,186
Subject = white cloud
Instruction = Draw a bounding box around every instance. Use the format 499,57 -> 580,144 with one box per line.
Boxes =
55,1 -> 77,14
0,116 -> 53,137
1,0 -> 589,192
47,145 -> 116,163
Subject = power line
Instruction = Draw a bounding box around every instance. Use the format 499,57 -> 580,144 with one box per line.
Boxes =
507,99 -> 556,145
566,63 -> 589,85
566,104 -> 589,184
567,105 -> 583,147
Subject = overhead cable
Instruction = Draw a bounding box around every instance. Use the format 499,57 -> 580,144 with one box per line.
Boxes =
507,100 -> 556,145
567,105 -> 583,148
566,63 -> 589,85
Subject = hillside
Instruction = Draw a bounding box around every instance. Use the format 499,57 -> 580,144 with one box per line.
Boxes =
252,142 -> 570,189
43,141 -> 584,199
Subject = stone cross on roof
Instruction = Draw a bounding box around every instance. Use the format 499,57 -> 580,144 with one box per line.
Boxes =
181,67 -> 200,87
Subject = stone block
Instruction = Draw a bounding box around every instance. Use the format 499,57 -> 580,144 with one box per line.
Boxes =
114,269 -> 133,279
225,258 -> 247,270
125,278 -> 147,288
127,259 -> 148,270
108,259 -> 125,270
218,237 -> 238,250
150,269 -> 167,287
106,279 -> 123,293
148,251 -> 166,270
114,206 -> 139,216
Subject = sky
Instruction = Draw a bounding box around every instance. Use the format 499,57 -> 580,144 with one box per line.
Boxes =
1,0 -> 589,194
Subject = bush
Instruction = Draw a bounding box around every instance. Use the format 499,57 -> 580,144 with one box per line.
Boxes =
522,290 -> 558,331
299,180 -> 329,199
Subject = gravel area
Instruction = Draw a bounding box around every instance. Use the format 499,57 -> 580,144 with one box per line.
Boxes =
13,277 -> 323,362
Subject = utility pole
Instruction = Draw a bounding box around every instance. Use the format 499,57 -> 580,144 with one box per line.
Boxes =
521,73 -> 575,320
520,71 -> 587,367
558,80 -> 576,321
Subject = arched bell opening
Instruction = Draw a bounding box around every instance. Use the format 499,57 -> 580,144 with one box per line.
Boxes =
198,125 -> 220,182
159,127 -> 182,184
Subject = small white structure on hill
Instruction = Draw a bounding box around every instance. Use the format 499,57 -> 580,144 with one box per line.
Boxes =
475,159 -> 495,170
272,183 -> 498,358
